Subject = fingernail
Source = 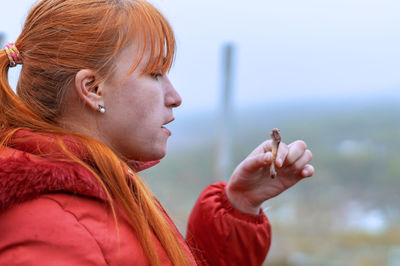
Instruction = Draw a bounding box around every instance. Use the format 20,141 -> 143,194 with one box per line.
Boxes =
302,169 -> 309,176
277,158 -> 283,167
265,153 -> 272,161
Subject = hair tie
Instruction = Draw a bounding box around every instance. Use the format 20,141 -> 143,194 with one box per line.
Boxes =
4,43 -> 23,67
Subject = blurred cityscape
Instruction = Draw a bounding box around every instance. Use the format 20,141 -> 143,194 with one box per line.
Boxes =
142,96 -> 400,266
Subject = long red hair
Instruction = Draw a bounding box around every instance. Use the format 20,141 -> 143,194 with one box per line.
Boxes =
0,0 -> 190,265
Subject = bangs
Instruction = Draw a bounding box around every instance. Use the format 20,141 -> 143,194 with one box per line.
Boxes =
124,0 -> 176,77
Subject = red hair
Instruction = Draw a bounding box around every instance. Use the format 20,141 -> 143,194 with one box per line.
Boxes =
0,0 -> 190,265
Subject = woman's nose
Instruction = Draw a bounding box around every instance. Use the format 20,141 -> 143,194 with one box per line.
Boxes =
164,78 -> 182,108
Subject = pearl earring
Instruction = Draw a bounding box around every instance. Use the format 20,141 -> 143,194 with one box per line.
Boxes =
98,104 -> 105,113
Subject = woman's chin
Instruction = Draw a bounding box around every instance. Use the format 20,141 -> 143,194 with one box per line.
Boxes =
147,151 -> 166,161
127,148 -> 167,162
126,160 -> 161,172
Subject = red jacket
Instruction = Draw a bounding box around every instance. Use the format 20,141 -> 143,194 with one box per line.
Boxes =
0,130 -> 271,265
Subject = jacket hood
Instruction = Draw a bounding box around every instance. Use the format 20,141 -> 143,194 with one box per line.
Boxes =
0,129 -> 158,213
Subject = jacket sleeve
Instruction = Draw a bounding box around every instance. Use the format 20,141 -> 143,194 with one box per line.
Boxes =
0,197 -> 108,266
186,182 -> 271,266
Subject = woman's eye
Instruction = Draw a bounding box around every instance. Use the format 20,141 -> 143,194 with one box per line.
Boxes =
151,72 -> 163,79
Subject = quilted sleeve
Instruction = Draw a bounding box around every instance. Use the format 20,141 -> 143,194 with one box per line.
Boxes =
186,182 -> 271,266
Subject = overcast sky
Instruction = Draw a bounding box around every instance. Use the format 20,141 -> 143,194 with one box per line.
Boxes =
1,0 -> 400,113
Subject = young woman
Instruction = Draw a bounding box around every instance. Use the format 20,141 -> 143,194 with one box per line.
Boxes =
0,0 -> 314,265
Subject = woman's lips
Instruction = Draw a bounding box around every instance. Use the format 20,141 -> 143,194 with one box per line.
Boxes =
161,126 -> 171,136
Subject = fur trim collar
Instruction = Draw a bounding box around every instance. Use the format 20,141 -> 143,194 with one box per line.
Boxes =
0,129 -> 160,213
0,150 -> 107,212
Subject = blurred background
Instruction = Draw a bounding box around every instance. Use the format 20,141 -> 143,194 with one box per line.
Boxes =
1,0 -> 400,265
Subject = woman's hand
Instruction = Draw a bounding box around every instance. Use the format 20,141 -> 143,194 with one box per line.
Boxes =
226,140 -> 314,214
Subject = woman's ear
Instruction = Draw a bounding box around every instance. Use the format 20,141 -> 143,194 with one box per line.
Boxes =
74,69 -> 105,113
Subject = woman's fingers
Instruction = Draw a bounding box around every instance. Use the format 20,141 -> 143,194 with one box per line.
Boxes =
301,164 -> 314,177
275,142 -> 288,167
292,149 -> 313,170
260,140 -> 272,154
285,140 -> 307,166
248,139 -> 312,176
242,152 -> 273,173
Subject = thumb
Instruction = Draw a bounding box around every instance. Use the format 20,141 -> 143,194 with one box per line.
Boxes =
241,152 -> 273,173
